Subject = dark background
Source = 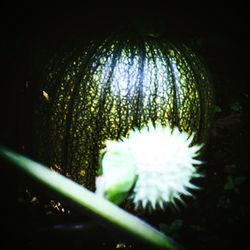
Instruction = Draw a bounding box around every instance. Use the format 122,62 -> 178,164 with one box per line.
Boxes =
1,3 -> 249,250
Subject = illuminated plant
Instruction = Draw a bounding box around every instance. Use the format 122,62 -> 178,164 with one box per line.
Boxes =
96,123 -> 203,210
34,34 -> 214,191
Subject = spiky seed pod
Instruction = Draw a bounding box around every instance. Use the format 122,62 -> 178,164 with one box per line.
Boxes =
96,123 -> 203,211
129,124 -> 203,210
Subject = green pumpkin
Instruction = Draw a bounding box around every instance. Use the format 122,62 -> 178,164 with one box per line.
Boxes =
34,34 -> 214,191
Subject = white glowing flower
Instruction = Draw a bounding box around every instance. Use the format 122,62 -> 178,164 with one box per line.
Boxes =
95,123 -> 203,211
127,124 -> 203,210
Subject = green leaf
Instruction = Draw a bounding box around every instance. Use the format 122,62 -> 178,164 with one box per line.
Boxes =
214,105 -> 222,113
234,176 -> 247,185
230,102 -> 242,112
0,145 -> 182,250
169,220 -> 184,232
224,175 -> 246,191
224,176 -> 235,190
159,220 -> 184,235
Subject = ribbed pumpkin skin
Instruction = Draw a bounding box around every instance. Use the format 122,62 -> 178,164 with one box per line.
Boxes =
35,36 -> 214,190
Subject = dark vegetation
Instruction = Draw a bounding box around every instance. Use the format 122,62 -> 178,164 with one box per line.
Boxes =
1,4 -> 249,250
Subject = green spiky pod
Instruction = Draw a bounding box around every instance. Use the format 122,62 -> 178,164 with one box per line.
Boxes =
96,123 -> 203,211
34,33 -> 214,192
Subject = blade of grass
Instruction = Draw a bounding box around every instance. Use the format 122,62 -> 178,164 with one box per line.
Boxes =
0,145 -> 183,250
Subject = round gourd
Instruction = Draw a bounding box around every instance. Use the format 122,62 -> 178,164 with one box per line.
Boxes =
34,34 -> 214,191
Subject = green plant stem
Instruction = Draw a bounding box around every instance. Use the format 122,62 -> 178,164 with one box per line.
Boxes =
0,145 -> 183,250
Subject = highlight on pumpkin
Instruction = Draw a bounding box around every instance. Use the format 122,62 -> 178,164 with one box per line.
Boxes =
95,123 -> 203,211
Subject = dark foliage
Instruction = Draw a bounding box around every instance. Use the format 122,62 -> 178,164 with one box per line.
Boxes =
0,4 -> 249,250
